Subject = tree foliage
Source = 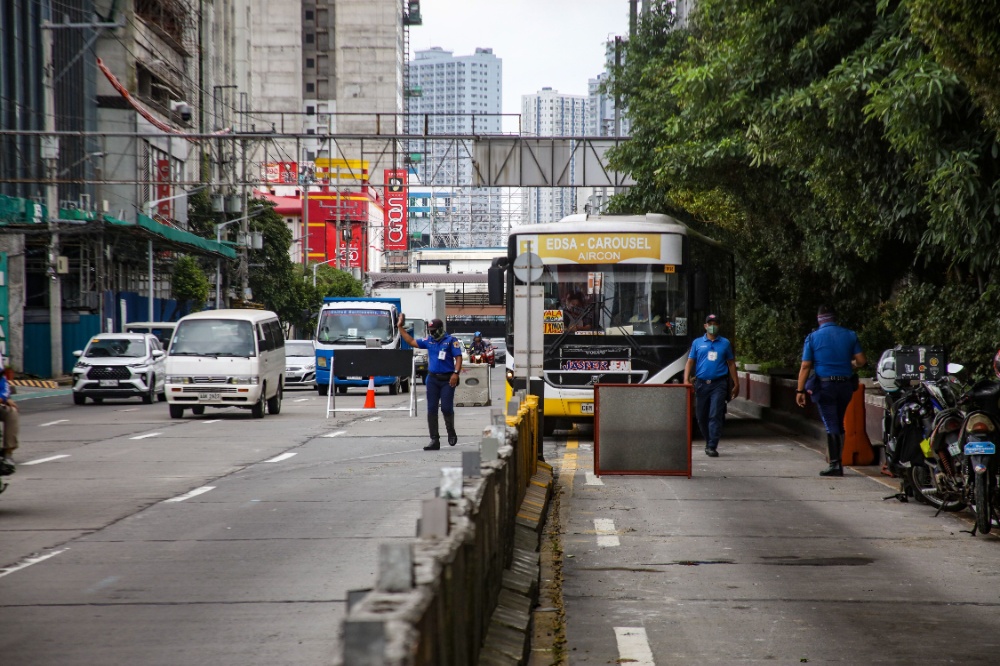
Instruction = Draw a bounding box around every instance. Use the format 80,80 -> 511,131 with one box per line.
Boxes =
171,255 -> 210,312
607,0 -> 1000,375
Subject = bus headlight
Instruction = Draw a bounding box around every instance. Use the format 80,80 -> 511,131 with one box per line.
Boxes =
505,368 -> 515,387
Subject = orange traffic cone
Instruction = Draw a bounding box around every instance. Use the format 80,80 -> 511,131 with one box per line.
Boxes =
363,376 -> 376,409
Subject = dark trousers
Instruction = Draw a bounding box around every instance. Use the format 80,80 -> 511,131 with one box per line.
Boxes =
694,379 -> 728,449
815,380 -> 855,435
425,373 -> 456,417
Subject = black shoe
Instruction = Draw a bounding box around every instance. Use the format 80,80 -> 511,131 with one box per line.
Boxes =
448,435 -> 458,446
819,464 -> 843,477
424,440 -> 441,451
444,414 -> 458,446
0,457 -> 14,476
705,448 -> 719,458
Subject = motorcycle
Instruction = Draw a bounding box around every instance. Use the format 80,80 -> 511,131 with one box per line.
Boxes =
469,345 -> 495,368
960,378 -> 1000,534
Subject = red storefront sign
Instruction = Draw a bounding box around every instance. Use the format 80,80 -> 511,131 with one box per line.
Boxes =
155,159 -> 171,218
383,168 -> 407,251
265,161 -> 298,184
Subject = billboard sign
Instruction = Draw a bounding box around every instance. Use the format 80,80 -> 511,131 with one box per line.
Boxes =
155,159 -> 171,218
383,168 -> 408,252
264,161 -> 298,184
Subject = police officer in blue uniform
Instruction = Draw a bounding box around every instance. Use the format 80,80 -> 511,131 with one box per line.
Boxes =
796,305 -> 867,476
684,314 -> 739,457
398,315 -> 463,451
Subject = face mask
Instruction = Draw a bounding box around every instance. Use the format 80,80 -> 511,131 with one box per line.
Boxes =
707,325 -> 719,335
430,328 -> 444,341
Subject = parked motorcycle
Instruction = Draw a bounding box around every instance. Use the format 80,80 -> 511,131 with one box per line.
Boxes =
960,377 -> 1000,534
877,348 -> 965,508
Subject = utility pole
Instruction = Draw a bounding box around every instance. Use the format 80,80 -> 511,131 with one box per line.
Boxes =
41,21 -> 62,378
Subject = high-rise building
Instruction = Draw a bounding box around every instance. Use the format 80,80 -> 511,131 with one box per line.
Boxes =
300,0 -> 404,162
521,87 -> 587,224
405,46 -> 506,247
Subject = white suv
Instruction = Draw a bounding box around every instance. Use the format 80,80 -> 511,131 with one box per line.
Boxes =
71,333 -> 167,405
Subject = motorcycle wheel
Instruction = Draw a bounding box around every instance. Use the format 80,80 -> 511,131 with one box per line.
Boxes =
906,463 -> 966,511
974,471 -> 992,534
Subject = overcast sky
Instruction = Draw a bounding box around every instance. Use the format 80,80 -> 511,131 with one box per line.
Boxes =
411,0 -> 632,118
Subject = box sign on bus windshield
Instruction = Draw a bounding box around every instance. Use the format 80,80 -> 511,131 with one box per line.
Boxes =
516,233 -> 682,265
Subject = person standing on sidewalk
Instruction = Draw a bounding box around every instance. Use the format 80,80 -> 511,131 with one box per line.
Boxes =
398,315 -> 463,451
684,314 -> 739,457
795,304 -> 867,476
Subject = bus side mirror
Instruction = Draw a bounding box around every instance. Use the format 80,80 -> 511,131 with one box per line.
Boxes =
488,266 -> 505,305
693,270 -> 709,311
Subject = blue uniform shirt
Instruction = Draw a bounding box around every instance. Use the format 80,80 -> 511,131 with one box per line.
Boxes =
418,334 -> 464,374
802,323 -> 861,378
0,375 -> 8,402
688,335 -> 734,380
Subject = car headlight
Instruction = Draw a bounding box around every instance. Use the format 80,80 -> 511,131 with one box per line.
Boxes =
166,375 -> 191,384
128,363 -> 149,370
74,361 -> 89,368
227,376 -> 259,385
304,363 -> 315,371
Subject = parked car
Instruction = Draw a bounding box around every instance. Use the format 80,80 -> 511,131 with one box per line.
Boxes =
123,321 -> 178,349
491,339 -> 507,364
284,339 -> 316,389
71,333 -> 167,405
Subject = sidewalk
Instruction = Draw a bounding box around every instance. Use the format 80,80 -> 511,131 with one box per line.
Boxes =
548,413 -> 1000,664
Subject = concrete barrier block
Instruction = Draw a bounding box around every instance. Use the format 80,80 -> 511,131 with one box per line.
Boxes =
502,567 -> 537,597
375,544 -> 413,593
342,620 -> 387,666
482,622 -> 529,664
456,364 -> 491,406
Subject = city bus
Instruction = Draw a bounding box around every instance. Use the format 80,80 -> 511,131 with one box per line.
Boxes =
498,213 -> 735,434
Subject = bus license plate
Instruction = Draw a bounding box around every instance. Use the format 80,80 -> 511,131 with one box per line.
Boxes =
964,442 -> 996,456
579,403 -> 594,415
198,393 -> 221,401
99,380 -> 118,387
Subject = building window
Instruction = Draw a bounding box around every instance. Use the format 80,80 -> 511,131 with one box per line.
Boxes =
306,58 -> 315,69
306,33 -> 315,44
305,9 -> 314,20
306,82 -> 315,93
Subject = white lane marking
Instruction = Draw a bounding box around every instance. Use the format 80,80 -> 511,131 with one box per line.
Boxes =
0,549 -> 69,579
579,443 -> 593,451
364,416 -> 381,422
584,472 -> 604,486
130,432 -> 161,440
265,452 -> 297,463
117,407 -> 139,412
343,448 -> 426,462
594,518 -> 620,547
614,627 -> 655,666
293,398 -> 309,402
164,486 -> 215,503
39,419 -> 69,427
203,419 -> 222,424
23,454 -> 71,466
322,431 -> 346,438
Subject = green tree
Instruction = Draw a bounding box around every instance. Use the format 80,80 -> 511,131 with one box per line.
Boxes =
606,0 -> 1000,373
313,264 -> 364,298
172,255 -> 210,312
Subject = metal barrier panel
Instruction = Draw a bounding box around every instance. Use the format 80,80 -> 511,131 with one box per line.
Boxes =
594,384 -> 692,476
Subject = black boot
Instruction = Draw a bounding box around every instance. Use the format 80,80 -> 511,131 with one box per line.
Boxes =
424,415 -> 441,451
820,434 -> 844,476
444,413 -> 458,446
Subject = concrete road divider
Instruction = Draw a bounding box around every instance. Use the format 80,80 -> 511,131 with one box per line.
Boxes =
340,397 -> 551,665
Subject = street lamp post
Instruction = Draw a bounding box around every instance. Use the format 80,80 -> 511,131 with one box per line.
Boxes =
312,257 -> 340,288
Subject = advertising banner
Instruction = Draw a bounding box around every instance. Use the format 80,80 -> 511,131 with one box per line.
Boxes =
383,168 -> 408,252
155,159 -> 171,217
264,161 -> 298,184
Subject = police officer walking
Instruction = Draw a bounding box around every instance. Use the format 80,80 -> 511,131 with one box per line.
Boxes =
795,305 -> 867,476
684,314 -> 739,457
398,315 -> 464,451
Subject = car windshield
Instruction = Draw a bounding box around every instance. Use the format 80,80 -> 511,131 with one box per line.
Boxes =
317,309 -> 393,343
285,341 -> 315,357
169,319 -> 257,357
84,338 -> 148,358
454,333 -> 474,347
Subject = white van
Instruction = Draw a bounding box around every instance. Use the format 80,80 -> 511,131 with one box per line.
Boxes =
164,309 -> 285,419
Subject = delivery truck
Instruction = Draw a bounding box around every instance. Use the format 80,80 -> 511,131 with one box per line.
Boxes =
314,297 -> 413,396
371,288 -> 446,383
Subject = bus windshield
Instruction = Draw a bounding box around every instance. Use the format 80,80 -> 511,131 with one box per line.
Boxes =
317,309 -> 393,343
540,264 -> 688,337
